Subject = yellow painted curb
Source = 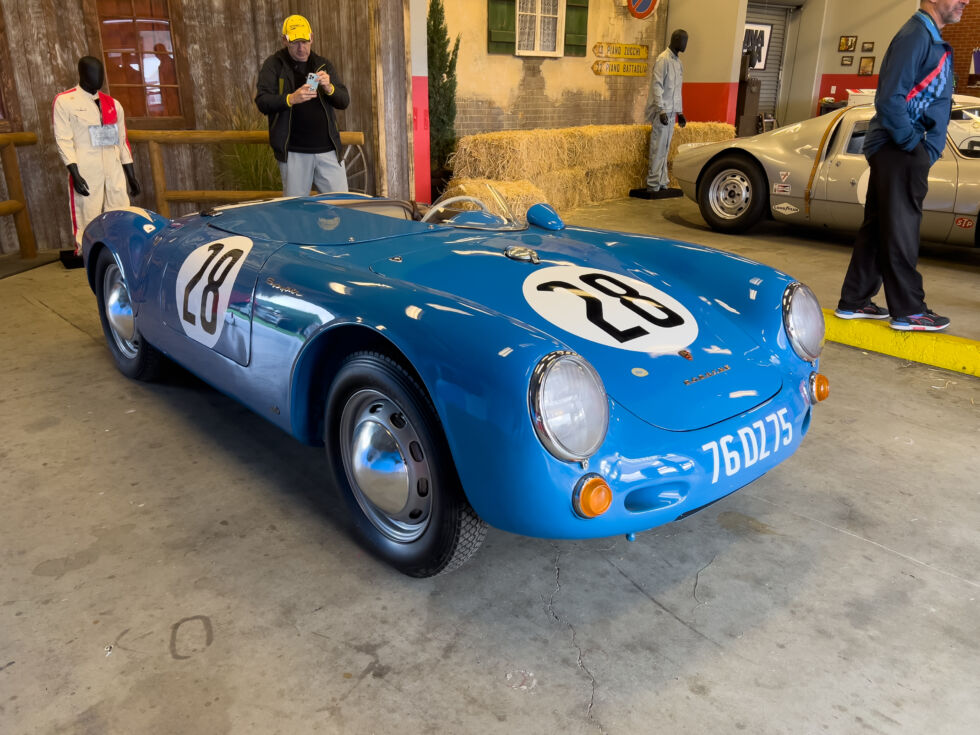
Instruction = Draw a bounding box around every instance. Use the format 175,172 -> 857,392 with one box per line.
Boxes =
822,309 -> 980,377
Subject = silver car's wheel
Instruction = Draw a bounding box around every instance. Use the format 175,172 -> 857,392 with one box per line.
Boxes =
698,155 -> 768,233
708,168 -> 753,221
325,352 -> 488,577
94,248 -> 163,381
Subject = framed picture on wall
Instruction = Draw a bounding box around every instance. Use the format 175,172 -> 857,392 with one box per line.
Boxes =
861,41 -> 875,52
859,56 -> 875,76
841,56 -> 854,67
839,36 -> 857,52
743,22 -> 773,70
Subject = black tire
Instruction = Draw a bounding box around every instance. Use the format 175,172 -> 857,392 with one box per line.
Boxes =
94,248 -> 164,381
324,352 -> 488,577
697,154 -> 768,233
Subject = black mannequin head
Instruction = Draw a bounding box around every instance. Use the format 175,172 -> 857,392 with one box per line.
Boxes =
669,30 -> 689,55
78,56 -> 105,94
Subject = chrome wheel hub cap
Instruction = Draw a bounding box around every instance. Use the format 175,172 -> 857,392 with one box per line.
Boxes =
708,169 -> 752,220
103,263 -> 138,358
340,390 -> 432,542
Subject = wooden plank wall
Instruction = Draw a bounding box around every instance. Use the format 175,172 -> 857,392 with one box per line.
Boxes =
0,0 -> 410,255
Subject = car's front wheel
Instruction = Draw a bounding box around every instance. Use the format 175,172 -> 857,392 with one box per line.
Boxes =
94,248 -> 163,381
325,352 -> 487,577
698,155 -> 768,233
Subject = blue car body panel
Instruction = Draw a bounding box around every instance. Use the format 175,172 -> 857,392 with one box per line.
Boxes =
82,196 -> 820,540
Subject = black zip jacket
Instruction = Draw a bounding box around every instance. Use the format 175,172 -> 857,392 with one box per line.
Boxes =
255,48 -> 351,163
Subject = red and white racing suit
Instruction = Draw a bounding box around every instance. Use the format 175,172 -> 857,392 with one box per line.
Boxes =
52,87 -> 133,250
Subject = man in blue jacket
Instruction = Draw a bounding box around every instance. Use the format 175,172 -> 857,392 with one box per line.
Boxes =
835,0 -> 969,332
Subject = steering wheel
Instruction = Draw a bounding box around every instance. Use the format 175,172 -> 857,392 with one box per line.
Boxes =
420,196 -> 491,223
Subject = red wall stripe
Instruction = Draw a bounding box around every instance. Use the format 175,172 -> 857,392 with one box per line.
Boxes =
817,74 -> 881,112
411,76 -> 431,204
681,82 -> 739,125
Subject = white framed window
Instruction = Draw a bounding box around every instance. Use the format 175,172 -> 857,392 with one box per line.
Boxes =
516,0 -> 565,57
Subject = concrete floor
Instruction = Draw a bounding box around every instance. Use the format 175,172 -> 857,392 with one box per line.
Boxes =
1,199 -> 978,734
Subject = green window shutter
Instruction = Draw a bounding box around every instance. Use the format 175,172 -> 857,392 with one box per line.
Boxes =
564,0 -> 589,57
488,0 -> 516,55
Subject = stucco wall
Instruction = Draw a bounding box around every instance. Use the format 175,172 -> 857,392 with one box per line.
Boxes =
666,0 -> 747,123
446,0 -> 666,135
782,0 -> 918,123
820,0 -> 917,78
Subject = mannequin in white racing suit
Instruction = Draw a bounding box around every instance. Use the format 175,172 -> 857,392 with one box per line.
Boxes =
53,57 -> 140,255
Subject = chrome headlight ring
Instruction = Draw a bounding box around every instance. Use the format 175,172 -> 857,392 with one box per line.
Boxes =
529,351 -> 609,462
782,282 -> 825,362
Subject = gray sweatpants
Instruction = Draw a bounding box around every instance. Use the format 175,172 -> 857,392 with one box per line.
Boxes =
646,118 -> 675,190
279,150 -> 348,196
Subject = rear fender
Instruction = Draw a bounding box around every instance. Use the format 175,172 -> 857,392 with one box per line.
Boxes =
81,207 -> 170,298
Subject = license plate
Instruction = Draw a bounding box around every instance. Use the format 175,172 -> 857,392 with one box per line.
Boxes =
701,408 -> 793,484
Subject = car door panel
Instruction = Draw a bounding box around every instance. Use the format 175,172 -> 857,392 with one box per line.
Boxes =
140,222 -> 285,368
813,116 -> 957,242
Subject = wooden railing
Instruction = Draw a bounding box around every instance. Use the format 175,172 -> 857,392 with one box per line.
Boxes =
0,132 -> 38,259
128,130 -> 365,218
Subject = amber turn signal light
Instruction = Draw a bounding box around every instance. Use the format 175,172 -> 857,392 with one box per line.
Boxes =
574,475 -> 613,518
810,373 -> 830,403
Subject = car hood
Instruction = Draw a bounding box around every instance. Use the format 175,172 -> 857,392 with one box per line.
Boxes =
370,230 -> 783,432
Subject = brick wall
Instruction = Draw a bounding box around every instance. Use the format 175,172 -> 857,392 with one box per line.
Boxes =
944,3 -> 979,91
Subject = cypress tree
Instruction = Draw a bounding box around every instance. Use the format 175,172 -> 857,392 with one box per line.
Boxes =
427,0 -> 460,194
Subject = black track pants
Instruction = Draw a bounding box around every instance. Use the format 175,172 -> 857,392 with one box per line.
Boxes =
838,141 -> 930,318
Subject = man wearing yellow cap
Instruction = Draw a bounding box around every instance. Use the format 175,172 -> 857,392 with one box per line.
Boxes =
256,14 -> 351,195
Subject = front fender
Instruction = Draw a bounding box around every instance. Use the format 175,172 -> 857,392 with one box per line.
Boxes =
278,262 -> 580,529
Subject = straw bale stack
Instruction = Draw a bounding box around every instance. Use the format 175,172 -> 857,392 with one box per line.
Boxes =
447,122 -> 735,215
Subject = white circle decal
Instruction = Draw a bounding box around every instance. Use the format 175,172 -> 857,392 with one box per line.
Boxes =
175,236 -> 253,348
857,166 -> 870,206
523,265 -> 698,354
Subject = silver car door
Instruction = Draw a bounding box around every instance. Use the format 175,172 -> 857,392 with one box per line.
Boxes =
815,116 -> 958,241
810,116 -> 868,232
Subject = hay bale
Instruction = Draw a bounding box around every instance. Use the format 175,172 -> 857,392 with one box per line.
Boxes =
565,124 -> 649,170
450,130 -> 569,181
447,122 -> 736,212
585,163 -> 646,203
441,178 -> 547,220
669,122 -> 735,159
537,167 -> 588,213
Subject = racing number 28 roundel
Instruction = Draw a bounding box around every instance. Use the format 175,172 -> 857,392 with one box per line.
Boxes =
175,236 -> 253,348
523,265 -> 697,354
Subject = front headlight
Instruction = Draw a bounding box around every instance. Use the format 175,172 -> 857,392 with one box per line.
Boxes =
783,282 -> 824,361
529,352 -> 608,461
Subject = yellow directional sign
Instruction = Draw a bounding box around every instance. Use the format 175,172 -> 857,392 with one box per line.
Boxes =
591,60 -> 648,77
592,42 -> 649,60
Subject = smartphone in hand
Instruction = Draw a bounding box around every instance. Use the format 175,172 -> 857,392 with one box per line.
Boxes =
306,72 -> 318,91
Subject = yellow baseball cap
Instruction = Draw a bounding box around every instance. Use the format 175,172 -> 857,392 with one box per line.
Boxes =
282,15 -> 312,42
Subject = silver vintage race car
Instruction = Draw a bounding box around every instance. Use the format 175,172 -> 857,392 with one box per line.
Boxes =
673,103 -> 980,245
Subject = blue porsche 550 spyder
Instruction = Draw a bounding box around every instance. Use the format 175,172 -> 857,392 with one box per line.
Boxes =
82,183 -> 829,577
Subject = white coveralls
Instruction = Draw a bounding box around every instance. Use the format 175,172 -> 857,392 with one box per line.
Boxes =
52,87 -> 133,249
643,48 -> 684,190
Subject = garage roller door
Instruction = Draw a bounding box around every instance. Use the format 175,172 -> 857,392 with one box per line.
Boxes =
746,3 -> 790,118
